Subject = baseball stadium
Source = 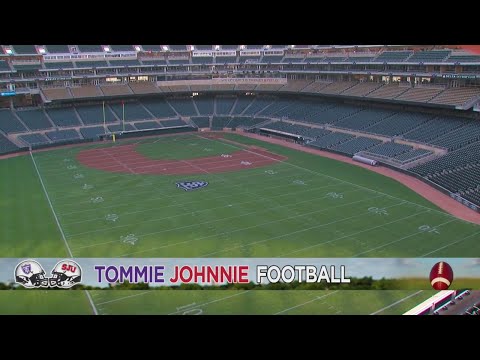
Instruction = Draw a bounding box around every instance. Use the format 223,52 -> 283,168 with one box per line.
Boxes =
1,44 -> 480,315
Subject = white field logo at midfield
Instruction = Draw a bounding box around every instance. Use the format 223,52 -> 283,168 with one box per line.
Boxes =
256,265 -> 351,284
176,181 -> 209,191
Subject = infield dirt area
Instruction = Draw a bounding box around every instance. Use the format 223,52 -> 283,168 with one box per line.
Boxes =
77,142 -> 287,175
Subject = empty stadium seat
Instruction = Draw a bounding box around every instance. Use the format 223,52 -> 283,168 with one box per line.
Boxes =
19,133 -> 50,146
46,107 -> 81,127
76,104 -> 117,124
0,110 -> 28,133
16,110 -> 53,130
45,129 -> 81,142
0,133 -> 19,153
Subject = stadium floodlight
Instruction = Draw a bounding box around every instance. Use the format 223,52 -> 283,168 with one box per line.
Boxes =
289,45 -> 295,48
38,47 -> 46,54
215,45 -> 220,50
240,45 -> 246,50
162,45 -> 169,51
103,46 -> 111,52
134,46 -> 141,51
189,45 -> 195,51
5,48 -> 13,55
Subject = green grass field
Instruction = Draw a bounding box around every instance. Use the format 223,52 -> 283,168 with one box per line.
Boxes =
0,289 -> 435,315
1,132 -> 479,314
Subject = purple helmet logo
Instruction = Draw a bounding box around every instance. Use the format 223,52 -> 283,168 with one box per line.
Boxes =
21,264 -> 31,275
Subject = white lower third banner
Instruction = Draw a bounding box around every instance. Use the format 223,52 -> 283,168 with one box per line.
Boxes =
1,258 -> 479,289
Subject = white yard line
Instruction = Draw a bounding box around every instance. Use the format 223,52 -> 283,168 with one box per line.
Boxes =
95,291 -> 152,306
278,209 -> 426,257
63,181 -> 342,226
29,151 -> 98,316
30,151 -> 74,257
168,290 -> 253,315
352,219 -> 456,256
201,135 -> 465,223
72,188 -> 365,251
45,161 -> 299,203
370,291 -> 424,315
200,198 -> 405,257
178,156 -> 317,229
420,230 -> 480,257
52,165 -> 303,207
274,291 -> 339,315
68,186 -> 366,239
119,193 -> 378,257
59,173 -> 336,217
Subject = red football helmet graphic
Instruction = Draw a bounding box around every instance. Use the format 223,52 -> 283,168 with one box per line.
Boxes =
49,259 -> 82,288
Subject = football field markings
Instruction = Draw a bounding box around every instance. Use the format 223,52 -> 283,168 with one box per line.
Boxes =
168,290 -> 253,315
95,291 -> 152,306
71,187 -> 365,250
352,218 -> 456,257
118,193 -> 377,257
46,161 -> 301,204
202,135 -> 472,224
35,139 -> 281,182
418,224 -> 440,234
278,209 -> 427,257
420,230 -> 480,257
32,134 -> 478,263
59,174 -> 311,216
178,154 -> 322,231
29,151 -> 98,316
274,291 -> 339,315
199,199 -> 405,257
36,138 -> 271,182
62,181 -> 343,226
370,291 -> 424,315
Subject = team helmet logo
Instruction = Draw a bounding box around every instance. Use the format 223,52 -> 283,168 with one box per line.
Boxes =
14,259 -> 82,289
50,259 -> 82,288
176,181 -> 209,191
14,260 -> 49,288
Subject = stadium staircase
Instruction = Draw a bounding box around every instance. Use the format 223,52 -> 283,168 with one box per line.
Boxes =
140,103 -> 157,119
229,98 -> 239,115
191,99 -> 201,116
11,111 -> 31,131
184,117 -> 198,128
42,109 -> 57,129
73,107 -> 85,126
165,99 -> 182,117
249,117 -> 276,130
239,98 -> 257,115
404,52 -> 415,61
